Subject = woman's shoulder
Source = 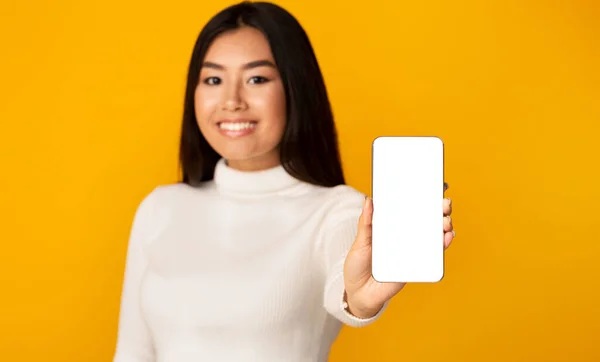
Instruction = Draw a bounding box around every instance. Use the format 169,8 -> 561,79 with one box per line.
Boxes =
315,184 -> 366,226
140,181 -> 205,204
322,184 -> 365,204
129,182 -> 216,237
134,181 -> 215,217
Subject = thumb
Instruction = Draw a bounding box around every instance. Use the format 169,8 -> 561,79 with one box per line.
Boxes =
353,196 -> 373,250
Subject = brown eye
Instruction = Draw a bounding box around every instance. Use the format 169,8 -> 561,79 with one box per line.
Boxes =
204,77 -> 221,85
248,76 -> 269,84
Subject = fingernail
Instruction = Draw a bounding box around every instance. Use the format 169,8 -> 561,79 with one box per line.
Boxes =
452,230 -> 456,237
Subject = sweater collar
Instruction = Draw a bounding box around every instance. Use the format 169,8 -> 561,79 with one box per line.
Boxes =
213,158 -> 302,196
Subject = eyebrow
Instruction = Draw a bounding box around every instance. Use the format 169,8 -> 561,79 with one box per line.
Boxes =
201,59 -> 277,70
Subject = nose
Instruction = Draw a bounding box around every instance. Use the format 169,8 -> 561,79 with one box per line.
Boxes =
221,82 -> 247,112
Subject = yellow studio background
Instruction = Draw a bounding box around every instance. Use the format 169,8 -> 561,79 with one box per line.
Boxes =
1,0 -> 599,361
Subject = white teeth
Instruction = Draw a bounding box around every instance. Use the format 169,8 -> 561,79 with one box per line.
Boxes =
219,122 -> 255,131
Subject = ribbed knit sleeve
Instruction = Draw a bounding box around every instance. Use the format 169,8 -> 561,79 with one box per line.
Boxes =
318,186 -> 388,328
113,188 -> 159,362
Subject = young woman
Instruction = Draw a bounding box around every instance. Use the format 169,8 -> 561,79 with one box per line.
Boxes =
113,1 -> 455,361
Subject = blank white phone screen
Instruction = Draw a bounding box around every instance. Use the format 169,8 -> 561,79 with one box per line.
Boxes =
371,136 -> 445,283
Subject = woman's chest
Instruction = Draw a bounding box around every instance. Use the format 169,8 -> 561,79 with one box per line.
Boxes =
139,205 -> 326,337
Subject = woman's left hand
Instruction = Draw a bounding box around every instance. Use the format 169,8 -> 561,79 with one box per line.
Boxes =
342,183 -> 455,319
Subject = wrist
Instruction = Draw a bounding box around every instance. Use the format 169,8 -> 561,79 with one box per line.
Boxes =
343,291 -> 384,319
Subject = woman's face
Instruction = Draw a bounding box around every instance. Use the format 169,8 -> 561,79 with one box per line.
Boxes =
194,26 -> 287,171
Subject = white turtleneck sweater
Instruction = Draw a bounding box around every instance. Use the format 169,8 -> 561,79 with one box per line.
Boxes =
113,158 -> 386,362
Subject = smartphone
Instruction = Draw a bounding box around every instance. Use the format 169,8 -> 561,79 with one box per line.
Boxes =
371,136 -> 445,283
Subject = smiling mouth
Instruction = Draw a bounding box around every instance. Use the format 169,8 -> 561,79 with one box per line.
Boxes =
216,120 -> 258,138
217,121 -> 257,131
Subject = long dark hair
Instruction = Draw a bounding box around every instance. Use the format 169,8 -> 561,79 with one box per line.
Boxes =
178,1 -> 346,187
